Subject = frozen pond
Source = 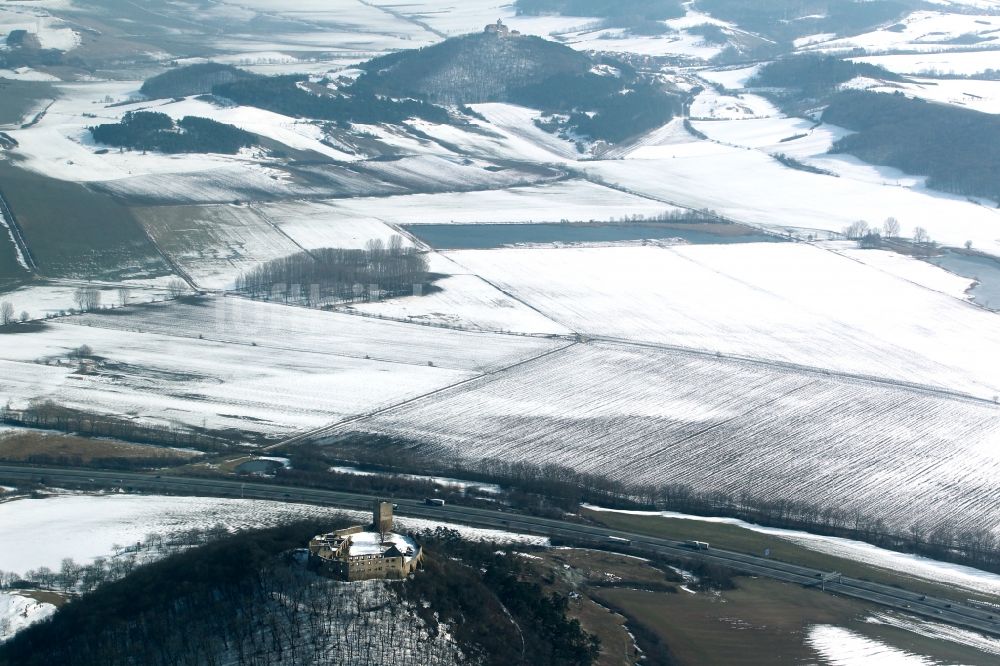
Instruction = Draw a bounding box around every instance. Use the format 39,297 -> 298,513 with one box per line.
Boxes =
404,222 -> 784,250
928,249 -> 1000,311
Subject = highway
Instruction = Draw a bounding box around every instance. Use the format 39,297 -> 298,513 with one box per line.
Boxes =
1,464 -> 998,638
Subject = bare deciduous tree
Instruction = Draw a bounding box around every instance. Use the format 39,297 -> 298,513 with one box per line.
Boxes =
166,278 -> 187,298
73,287 -> 101,312
0,301 -> 13,326
117,287 -> 130,307
843,220 -> 869,240
883,216 -> 900,238
913,226 -> 931,244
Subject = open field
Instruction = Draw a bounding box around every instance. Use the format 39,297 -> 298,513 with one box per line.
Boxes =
599,579 -> 999,665
852,51 -> 1000,76
0,317 -> 478,436
0,430 -> 201,465
274,180 -> 679,226
583,509 -> 1000,603
447,243 -> 1000,398
0,297 -> 563,435
135,204 -> 301,290
254,200 -> 415,250
68,296 -> 562,372
344,340 -> 1000,537
593,131 -> 1000,255
0,278 -> 181,321
0,163 -> 168,280
0,80 -> 56,127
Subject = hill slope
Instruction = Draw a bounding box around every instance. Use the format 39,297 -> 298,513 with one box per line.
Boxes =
358,32 -> 591,105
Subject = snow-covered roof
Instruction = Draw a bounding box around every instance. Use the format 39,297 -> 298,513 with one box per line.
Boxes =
347,531 -> 420,563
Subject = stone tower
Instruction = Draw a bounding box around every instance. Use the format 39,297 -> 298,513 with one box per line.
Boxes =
374,500 -> 393,534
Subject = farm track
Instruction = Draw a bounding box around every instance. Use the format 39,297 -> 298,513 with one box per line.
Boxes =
2,463 -> 998,639
0,188 -> 38,272
265,339 -> 580,450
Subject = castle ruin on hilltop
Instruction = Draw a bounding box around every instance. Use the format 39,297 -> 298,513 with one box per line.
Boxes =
308,501 -> 423,581
484,19 -> 521,37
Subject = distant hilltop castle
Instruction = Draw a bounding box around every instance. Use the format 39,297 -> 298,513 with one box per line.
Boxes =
308,501 -> 423,581
484,18 -> 520,37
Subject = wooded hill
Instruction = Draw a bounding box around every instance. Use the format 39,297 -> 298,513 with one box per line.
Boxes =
0,523 -> 599,666
357,33 -> 591,105
825,91 -> 1000,202
751,55 -> 902,99
356,32 -> 680,143
140,62 -> 259,99
89,111 -> 258,154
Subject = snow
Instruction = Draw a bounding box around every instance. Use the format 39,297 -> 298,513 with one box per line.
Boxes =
307,180 -> 678,226
144,97 -> 358,161
135,204 -> 303,291
689,89 -> 780,120
0,278 -> 180,322
0,592 -> 56,643
852,51 -> 1000,76
0,67 -> 60,82
447,243 -> 1000,398
0,297 -> 561,435
0,316 -> 475,435
583,138 -> 1000,256
826,246 -> 976,301
349,253 -> 571,334
807,625 -> 940,665
5,81 -> 254,184
425,103 -> 580,162
0,7 -> 80,52
329,465 -> 503,495
0,493 -> 546,575
346,530 -> 420,562
843,75 -> 1000,114
584,506 -> 1000,597
349,340 -> 1000,538
868,612 -> 1000,656
800,10 -> 1000,54
696,65 -> 763,90
255,200 -> 416,251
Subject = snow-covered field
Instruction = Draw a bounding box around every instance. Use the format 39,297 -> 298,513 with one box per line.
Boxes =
845,75 -> 1000,114
346,340 -> 1000,537
585,506 -> 1000,596
68,296 -> 561,372
807,625 -> 942,665
302,180 -> 678,226
349,252 -> 571,333
800,10 -> 1000,54
254,200 -> 417,251
446,244 -> 1000,398
0,297 -> 561,434
0,278 -> 181,321
584,139 -> 1000,255
689,89 -> 778,120
0,493 -> 547,575
852,51 -> 1000,76
135,204 -> 302,290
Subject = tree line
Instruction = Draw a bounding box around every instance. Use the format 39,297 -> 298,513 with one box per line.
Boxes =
0,400 -> 238,452
307,432 -> 1000,575
235,238 -> 432,305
